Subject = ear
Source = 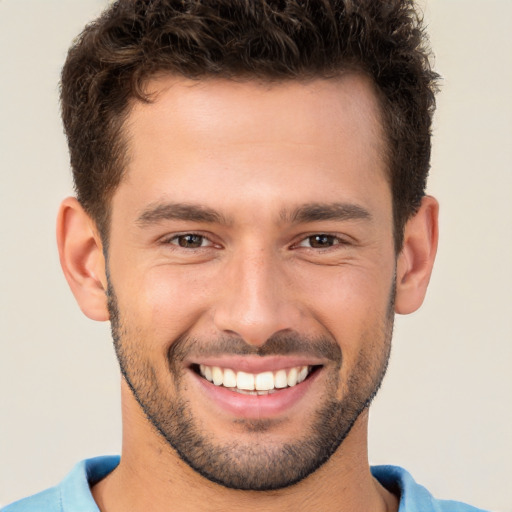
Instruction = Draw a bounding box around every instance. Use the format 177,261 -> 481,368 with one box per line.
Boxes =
395,195 -> 439,314
56,197 -> 109,321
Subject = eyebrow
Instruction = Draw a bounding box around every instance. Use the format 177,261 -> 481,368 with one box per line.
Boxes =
136,202 -> 230,226
136,200 -> 372,227
282,202 -> 372,224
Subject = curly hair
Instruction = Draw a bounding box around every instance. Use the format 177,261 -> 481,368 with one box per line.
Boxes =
60,0 -> 439,251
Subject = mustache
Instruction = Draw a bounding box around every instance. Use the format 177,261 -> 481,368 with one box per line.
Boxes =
168,330 -> 342,365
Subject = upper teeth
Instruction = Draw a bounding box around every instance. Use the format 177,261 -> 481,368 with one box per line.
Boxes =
199,365 -> 311,392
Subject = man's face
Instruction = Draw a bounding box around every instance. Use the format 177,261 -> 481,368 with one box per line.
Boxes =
106,75 -> 396,490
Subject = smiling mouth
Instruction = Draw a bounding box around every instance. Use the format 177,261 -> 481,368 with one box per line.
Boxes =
193,364 -> 321,395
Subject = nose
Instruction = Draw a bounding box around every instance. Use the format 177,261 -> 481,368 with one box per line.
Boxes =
213,248 -> 300,347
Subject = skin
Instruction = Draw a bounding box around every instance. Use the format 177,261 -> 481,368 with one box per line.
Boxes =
57,74 -> 438,511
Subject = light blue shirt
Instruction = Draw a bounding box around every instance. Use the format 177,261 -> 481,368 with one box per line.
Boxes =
2,456 -> 489,511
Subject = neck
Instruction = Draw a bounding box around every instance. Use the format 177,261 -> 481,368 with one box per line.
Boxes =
92,384 -> 398,512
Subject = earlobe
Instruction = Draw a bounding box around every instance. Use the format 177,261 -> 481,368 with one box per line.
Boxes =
56,197 -> 110,321
395,195 -> 439,315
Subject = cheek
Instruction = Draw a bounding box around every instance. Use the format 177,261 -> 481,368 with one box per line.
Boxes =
294,261 -> 395,346
303,262 -> 392,309
122,265 -> 214,339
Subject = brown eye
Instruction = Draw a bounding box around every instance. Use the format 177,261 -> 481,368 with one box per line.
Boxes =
306,234 -> 338,248
174,234 -> 205,248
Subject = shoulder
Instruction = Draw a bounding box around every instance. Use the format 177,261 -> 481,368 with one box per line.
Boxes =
1,487 -> 61,512
1,456 -> 120,512
371,465 -> 490,512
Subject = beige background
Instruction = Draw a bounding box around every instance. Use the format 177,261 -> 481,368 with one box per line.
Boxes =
1,1 -> 511,510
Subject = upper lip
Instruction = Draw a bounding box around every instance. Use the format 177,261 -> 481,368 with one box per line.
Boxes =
187,355 -> 325,373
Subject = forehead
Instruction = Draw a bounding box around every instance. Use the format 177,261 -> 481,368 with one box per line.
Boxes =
116,74 -> 389,220
128,73 -> 385,156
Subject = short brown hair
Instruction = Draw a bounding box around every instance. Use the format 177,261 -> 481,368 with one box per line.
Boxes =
61,0 -> 439,251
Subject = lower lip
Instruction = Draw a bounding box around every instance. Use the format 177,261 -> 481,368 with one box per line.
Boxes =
190,369 -> 322,420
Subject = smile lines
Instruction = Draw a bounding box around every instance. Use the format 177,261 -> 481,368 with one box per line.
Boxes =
198,364 -> 314,395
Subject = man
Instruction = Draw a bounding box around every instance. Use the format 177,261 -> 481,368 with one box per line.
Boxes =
2,1 -> 489,511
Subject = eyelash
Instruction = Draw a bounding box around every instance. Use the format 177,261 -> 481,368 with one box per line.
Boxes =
161,232 -> 349,251
162,233 -> 216,249
294,234 -> 350,250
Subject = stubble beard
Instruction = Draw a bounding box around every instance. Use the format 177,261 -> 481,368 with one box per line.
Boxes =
107,281 -> 394,491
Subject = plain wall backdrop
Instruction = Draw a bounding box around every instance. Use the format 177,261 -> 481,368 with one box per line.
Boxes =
1,1 -> 511,510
